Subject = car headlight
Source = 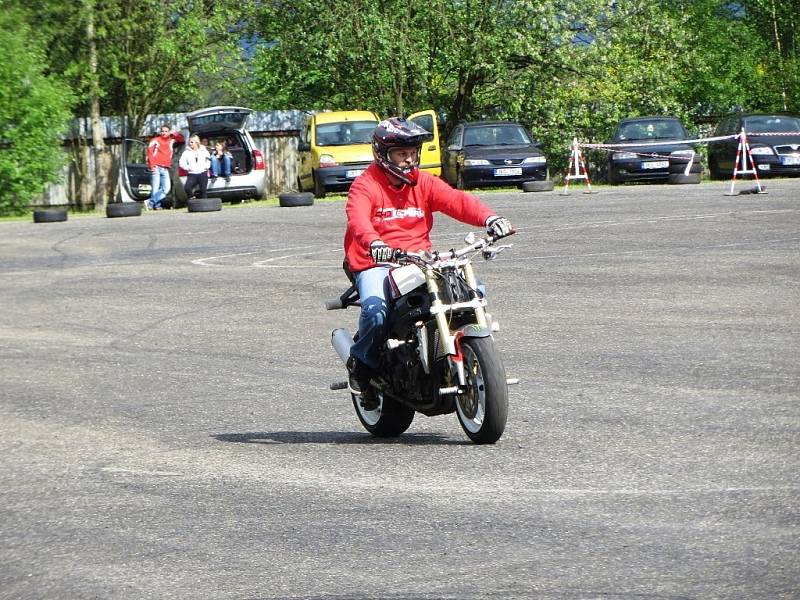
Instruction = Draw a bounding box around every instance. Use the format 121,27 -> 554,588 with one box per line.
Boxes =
318,154 -> 337,167
670,149 -> 694,157
613,152 -> 638,160
522,156 -> 546,164
464,159 -> 490,166
749,146 -> 774,155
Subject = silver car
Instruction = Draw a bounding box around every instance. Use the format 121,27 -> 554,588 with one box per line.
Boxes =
177,106 -> 267,204
118,106 -> 267,208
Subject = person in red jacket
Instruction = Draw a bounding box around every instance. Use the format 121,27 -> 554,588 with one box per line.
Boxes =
344,117 -> 512,408
146,123 -> 185,210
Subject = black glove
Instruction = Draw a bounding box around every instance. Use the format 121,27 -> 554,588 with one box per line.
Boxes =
370,240 -> 394,263
486,215 -> 512,237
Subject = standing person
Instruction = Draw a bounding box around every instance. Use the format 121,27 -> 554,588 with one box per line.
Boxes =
210,140 -> 232,183
179,135 -> 211,200
343,117 -> 513,408
147,123 -> 184,210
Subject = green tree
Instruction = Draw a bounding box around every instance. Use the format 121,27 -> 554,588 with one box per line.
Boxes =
25,0 -> 254,208
96,0 -> 253,136
0,9 -> 73,216
245,1 -> 608,122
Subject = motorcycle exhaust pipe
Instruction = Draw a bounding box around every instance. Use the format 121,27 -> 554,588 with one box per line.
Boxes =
331,328 -> 354,364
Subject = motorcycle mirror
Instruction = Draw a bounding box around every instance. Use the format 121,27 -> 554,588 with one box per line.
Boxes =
464,232 -> 476,245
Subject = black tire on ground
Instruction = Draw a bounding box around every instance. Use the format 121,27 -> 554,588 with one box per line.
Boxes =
279,192 -> 314,207
106,202 -> 142,218
607,167 -> 620,185
455,336 -> 508,444
668,173 -> 701,184
33,209 -> 68,223
522,179 -> 555,192
187,197 -> 222,212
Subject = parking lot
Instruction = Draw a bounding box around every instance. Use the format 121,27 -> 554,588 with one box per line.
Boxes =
1,179 -> 798,599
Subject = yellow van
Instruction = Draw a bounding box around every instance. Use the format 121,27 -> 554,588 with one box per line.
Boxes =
297,109 -> 441,198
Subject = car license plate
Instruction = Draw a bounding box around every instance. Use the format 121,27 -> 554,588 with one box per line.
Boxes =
494,167 -> 522,177
780,155 -> 800,166
641,161 -> 669,170
345,169 -> 365,179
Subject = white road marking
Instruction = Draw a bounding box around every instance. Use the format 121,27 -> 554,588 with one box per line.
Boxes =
253,247 -> 342,267
191,252 -> 256,266
98,467 -> 183,477
188,208 -> 800,268
528,236 -> 800,260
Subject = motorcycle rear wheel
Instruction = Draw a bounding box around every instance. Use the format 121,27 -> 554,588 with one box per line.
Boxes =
455,337 -> 508,444
353,390 -> 415,438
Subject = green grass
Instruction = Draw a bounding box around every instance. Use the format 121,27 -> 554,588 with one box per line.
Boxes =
0,193 -> 350,222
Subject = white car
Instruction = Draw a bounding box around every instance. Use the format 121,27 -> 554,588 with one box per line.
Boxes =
118,106 -> 267,208
176,106 -> 267,204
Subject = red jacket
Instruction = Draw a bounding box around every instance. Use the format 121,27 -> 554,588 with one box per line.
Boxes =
147,132 -> 185,170
344,163 -> 495,272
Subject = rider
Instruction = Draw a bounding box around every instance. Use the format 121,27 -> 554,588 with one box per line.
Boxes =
343,117 -> 513,407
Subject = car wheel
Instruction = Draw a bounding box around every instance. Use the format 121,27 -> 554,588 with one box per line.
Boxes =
106,202 -> 142,218
187,197 -> 222,212
313,171 -> 326,199
33,209 -> 67,223
278,192 -> 314,207
668,173 -> 701,184
607,167 -> 620,185
522,180 -> 554,192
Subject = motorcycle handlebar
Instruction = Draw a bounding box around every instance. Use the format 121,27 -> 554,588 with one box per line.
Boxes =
395,229 -> 516,263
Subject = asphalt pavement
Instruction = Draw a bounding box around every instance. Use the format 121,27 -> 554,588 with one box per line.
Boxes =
1,178 -> 798,599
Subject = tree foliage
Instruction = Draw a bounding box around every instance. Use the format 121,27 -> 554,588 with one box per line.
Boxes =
244,0 -> 799,171
0,8 -> 73,215
32,0 -> 254,135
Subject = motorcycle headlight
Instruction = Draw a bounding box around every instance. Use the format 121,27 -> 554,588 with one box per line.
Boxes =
613,152 -> 638,160
749,146 -> 774,155
464,158 -> 490,166
522,156 -> 546,164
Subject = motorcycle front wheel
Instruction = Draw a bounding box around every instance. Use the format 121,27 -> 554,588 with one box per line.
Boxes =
353,390 -> 415,438
455,337 -> 509,444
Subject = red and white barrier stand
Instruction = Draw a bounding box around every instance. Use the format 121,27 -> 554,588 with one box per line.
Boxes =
562,138 -> 595,195
726,128 -> 766,196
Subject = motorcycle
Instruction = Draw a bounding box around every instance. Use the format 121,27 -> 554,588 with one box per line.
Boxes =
325,230 -> 518,444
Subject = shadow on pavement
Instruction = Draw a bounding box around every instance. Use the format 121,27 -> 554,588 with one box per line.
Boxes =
212,430 -> 468,446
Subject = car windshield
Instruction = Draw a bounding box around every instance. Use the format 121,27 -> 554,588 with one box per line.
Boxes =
463,125 -> 532,146
614,120 -> 686,141
315,121 -> 377,146
744,115 -> 800,133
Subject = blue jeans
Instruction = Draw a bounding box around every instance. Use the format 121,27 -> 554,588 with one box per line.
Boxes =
350,266 -> 391,370
211,155 -> 231,177
149,166 -> 170,209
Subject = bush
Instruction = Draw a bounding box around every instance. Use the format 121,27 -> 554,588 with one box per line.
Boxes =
0,10 -> 73,216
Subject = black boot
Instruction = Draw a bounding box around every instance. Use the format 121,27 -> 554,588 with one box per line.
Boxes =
347,357 -> 379,410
